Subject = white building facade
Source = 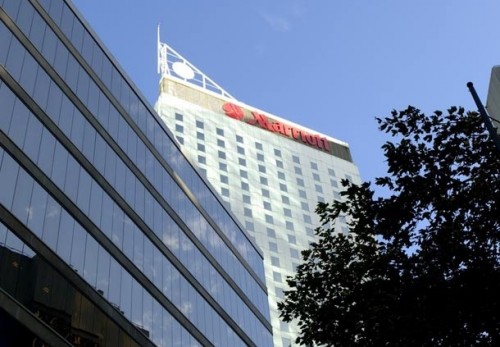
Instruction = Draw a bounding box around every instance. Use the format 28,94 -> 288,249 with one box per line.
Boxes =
155,44 -> 361,347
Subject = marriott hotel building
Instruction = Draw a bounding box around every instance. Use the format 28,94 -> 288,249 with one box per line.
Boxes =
0,0 -> 272,346
155,42 -> 361,346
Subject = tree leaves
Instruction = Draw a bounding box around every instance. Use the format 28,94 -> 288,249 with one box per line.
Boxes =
278,106 -> 500,346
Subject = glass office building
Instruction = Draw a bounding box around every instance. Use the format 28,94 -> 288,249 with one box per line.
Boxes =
155,43 -> 361,347
0,0 -> 272,346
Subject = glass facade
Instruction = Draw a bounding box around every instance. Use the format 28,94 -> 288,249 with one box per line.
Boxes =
156,75 -> 361,345
0,0 -> 272,346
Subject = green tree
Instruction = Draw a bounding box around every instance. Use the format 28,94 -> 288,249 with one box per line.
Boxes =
278,106 -> 500,346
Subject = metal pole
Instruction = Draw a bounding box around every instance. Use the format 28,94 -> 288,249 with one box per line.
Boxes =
466,82 -> 500,155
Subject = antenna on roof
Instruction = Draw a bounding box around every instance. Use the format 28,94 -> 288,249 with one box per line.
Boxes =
156,27 -> 236,100
157,24 -> 168,77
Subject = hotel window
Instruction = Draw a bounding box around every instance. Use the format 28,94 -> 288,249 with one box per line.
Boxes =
196,132 -> 204,140
301,201 -> 309,211
258,165 -> 266,173
274,149 -> 282,157
237,146 -> 245,155
242,195 -> 251,204
265,214 -> 274,224
330,179 -> 338,188
241,182 -> 249,191
176,136 -> 184,144
196,120 -> 204,129
255,142 -> 263,150
262,189 -> 270,198
286,221 -> 294,231
318,195 -> 325,202
296,177 -> 304,186
279,183 -> 287,192
280,321 -> 289,332
245,221 -> 255,231
278,171 -> 285,180
244,208 -> 252,217
311,161 -> 318,170
292,155 -> 300,164
306,227 -> 315,237
217,139 -> 225,148
282,195 -> 290,204
175,113 -> 183,121
303,214 -> 312,224
263,201 -> 272,211
240,170 -> 248,178
276,160 -> 284,168
257,153 -> 264,162
216,127 -> 224,136
238,158 -> 246,166
276,288 -> 284,299
346,174 -> 353,182
273,271 -> 282,282
269,242 -> 278,252
260,177 -> 268,186
333,191 -> 342,201
299,190 -> 307,199
271,257 -> 280,267
294,167 -> 302,175
313,173 -> 321,181
218,151 -> 226,160
198,155 -> 206,164
199,168 -> 207,176
283,208 -> 292,217
315,184 -> 323,193
221,187 -> 229,197
220,175 -> 228,184
267,228 -> 276,238
236,134 -> 244,143
197,143 -> 205,152
328,168 -> 336,176
219,163 -> 227,172
175,124 -> 183,133
288,235 -> 297,244
290,248 -> 300,259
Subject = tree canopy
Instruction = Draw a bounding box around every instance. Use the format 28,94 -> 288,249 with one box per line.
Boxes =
278,106 -> 500,346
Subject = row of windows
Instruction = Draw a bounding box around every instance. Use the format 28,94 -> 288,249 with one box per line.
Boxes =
186,120 -> 340,184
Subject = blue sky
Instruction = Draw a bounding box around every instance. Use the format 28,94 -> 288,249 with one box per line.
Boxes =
73,0 -> 500,187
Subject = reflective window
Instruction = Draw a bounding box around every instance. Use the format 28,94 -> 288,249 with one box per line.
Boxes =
266,228 -> 276,238
269,242 -> 278,252
271,257 -> 280,267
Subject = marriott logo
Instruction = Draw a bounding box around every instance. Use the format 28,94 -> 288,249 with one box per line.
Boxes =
222,103 -> 330,152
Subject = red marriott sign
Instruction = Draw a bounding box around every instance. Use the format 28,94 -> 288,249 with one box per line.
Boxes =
222,103 -> 330,152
